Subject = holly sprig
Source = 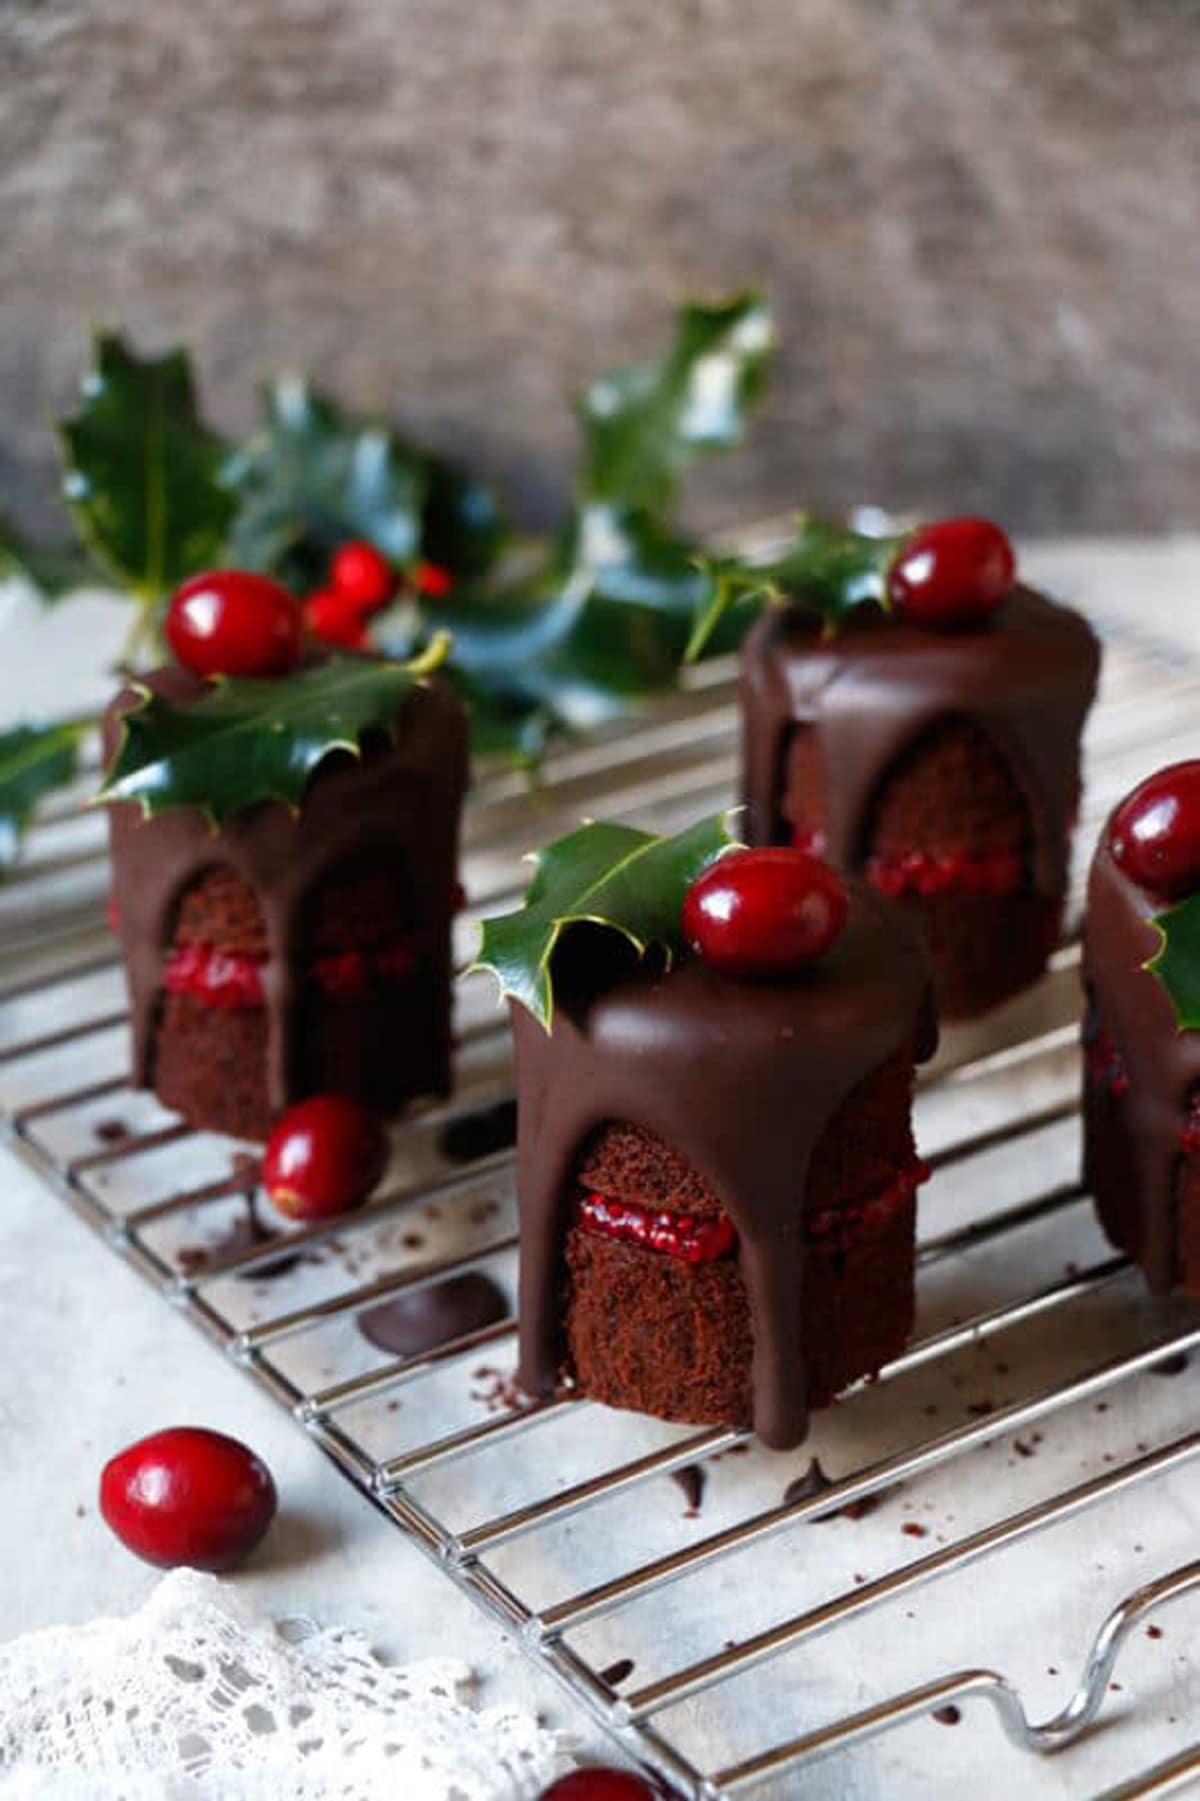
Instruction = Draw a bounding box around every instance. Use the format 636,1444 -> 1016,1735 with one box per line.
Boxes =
686,515 -> 907,659
1146,897 -> 1200,1030
474,812 -> 738,1030
0,722 -> 83,874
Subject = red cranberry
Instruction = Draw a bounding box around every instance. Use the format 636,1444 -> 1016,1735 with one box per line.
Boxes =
413,559 -> 454,598
1109,762 -> 1200,899
539,1772 -> 662,1801
262,1094 -> 388,1221
330,540 -> 395,613
304,588 -> 370,651
887,518 -> 1015,627
99,1426 -> 276,1571
166,571 -> 303,678
683,848 -> 848,977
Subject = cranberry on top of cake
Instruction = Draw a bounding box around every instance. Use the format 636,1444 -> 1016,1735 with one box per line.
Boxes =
477,815 -> 934,1449
1084,761 -> 1200,1295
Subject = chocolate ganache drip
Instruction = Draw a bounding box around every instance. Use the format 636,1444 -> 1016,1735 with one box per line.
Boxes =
104,666 -> 467,1116
740,587 -> 1100,889
511,884 -> 935,1449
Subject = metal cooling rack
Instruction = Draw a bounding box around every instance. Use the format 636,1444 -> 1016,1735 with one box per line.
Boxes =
4,627 -> 1200,1799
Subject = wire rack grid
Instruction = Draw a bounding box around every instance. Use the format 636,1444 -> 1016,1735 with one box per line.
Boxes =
4,622 -> 1200,1800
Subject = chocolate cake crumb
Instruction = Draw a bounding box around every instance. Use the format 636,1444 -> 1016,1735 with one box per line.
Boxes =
1013,1438 -> 1035,1458
932,1705 -> 961,1726
1147,1625 -> 1163,1640
93,1118 -> 130,1143
967,1398 -> 994,1417
600,1658 -> 635,1686
901,1521 -> 928,1538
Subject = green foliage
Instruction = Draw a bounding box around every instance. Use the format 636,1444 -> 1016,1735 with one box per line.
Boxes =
0,722 -> 82,872
474,812 -> 737,1030
687,516 -> 905,659
59,335 -> 235,600
97,635 -> 450,824
1146,895 -> 1200,1030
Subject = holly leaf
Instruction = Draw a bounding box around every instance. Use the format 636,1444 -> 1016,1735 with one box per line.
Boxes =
59,334 -> 235,598
579,293 -> 773,512
0,722 -> 82,872
686,516 -> 904,660
1146,895 -> 1200,1030
474,812 -> 738,1030
97,635 -> 451,824
419,453 -> 509,580
223,377 -> 427,592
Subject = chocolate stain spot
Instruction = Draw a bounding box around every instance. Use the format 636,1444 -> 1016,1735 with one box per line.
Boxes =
600,1657 -> 635,1686
1013,1438 -> 1035,1458
358,1271 -> 509,1358
439,1099 -> 518,1165
933,1705 -> 961,1726
1153,1350 -> 1190,1377
671,1464 -> 706,1515
1147,1625 -> 1163,1640
967,1398 -> 994,1417
93,1118 -> 130,1143
902,1521 -> 928,1538
401,1232 -> 425,1250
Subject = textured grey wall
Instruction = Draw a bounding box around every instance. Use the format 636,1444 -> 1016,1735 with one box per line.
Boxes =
3,0 -> 1198,542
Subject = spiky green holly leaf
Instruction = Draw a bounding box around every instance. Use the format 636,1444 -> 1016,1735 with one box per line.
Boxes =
0,722 -> 82,872
97,634 -> 451,824
1146,895 -> 1200,1030
223,377 -> 427,592
687,516 -> 906,659
59,334 -> 235,599
474,812 -> 738,1030
579,293 -> 773,513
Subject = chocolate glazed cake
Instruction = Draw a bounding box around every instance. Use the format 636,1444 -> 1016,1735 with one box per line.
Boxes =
511,881 -> 935,1450
741,588 -> 1100,1017
105,666 -> 468,1141
1083,767 -> 1200,1293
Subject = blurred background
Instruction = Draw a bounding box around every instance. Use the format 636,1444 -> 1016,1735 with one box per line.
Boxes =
3,0 -> 1196,542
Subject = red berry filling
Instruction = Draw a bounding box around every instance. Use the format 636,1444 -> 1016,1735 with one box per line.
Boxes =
806,1157 -> 928,1244
164,936 -> 418,1009
791,827 -> 1023,898
577,1193 -> 737,1264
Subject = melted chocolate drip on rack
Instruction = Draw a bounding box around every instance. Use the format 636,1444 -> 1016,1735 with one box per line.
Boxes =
104,666 -> 468,1118
740,586 -> 1100,892
511,885 -> 935,1450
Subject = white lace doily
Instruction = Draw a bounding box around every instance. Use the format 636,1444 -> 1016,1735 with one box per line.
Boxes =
0,1569 -> 572,1799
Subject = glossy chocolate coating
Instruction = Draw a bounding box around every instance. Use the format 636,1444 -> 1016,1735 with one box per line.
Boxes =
740,586 -> 1100,893
1083,835 -> 1200,1290
104,665 -> 468,1118
511,885 -> 935,1449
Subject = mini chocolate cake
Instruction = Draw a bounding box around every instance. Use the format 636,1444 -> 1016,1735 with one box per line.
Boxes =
493,825 -> 936,1450
740,586 -> 1100,1019
1083,764 -> 1200,1293
105,664 -> 468,1141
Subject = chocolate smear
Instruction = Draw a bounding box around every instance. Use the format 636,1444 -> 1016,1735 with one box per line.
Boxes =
358,1271 -> 509,1358
599,1657 -> 636,1687
671,1464 -> 706,1514
933,1705 -> 961,1726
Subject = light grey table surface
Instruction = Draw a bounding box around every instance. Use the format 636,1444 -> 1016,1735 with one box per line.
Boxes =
2,537 -> 1199,1798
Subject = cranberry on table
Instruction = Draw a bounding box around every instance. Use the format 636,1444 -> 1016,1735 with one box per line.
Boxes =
887,518 -> 1015,628
330,539 -> 395,613
1109,762 -> 1200,899
262,1094 -> 389,1221
166,571 -> 303,678
304,587 -> 371,651
540,1771 -> 663,1800
683,848 -> 848,977
100,1426 -> 276,1571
